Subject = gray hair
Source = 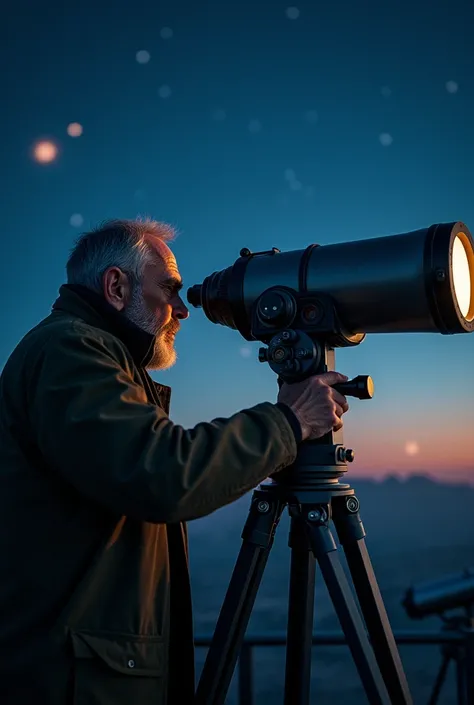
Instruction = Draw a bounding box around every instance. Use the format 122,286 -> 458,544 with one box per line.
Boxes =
66,217 -> 176,293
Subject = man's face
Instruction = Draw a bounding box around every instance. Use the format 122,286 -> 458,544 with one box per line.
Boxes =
124,240 -> 189,370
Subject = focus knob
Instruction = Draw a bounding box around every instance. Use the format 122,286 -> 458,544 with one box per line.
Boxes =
345,448 -> 355,463
337,447 -> 355,463
256,291 -> 296,328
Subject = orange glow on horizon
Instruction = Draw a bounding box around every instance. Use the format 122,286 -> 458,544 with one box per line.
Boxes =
340,411 -> 473,483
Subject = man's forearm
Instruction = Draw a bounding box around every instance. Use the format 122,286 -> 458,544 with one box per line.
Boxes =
33,327 -> 299,523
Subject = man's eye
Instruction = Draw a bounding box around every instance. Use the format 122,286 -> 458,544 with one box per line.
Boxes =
160,283 -> 182,297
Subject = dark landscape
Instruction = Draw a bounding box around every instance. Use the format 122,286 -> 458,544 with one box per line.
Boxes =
188,474 -> 474,704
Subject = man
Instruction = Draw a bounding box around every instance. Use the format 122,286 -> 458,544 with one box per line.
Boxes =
0,218 -> 349,704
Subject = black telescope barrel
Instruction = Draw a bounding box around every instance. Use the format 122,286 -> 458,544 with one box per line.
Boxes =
403,568 -> 474,618
186,221 -> 474,335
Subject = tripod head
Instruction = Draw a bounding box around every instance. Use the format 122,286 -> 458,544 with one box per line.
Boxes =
250,291 -> 374,489
247,290 -> 375,495
256,326 -> 374,495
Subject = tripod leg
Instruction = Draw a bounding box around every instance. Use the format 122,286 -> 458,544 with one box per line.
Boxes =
427,652 -> 451,705
332,495 -> 413,705
304,504 -> 392,705
195,490 -> 286,705
283,514 -> 317,705
464,624 -> 474,704
455,648 -> 467,705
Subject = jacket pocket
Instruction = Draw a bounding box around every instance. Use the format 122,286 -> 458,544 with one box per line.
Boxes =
70,630 -> 165,705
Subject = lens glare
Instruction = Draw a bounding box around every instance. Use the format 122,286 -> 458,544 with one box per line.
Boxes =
452,235 -> 471,318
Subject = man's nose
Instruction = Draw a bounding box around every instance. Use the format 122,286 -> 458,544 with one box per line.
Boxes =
175,299 -> 189,320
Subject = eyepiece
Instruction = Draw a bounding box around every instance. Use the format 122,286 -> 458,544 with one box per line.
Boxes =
187,284 -> 203,308
187,266 -> 241,330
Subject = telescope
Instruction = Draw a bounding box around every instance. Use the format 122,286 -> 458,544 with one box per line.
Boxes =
403,569 -> 474,704
188,222 -> 474,367
187,221 -> 474,705
403,568 -> 474,619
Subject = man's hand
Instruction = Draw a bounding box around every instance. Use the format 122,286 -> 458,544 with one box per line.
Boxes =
277,372 -> 350,441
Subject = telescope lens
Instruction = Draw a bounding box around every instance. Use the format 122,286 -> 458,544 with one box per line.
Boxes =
452,234 -> 472,319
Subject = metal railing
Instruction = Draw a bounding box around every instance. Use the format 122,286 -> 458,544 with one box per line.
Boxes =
194,630 -> 465,705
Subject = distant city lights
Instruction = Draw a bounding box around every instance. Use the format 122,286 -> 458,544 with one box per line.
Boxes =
33,140 -> 58,163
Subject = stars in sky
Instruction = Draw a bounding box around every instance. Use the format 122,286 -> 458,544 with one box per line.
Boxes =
67,122 -> 83,137
248,119 -> 262,134
158,84 -> 172,99
135,49 -> 150,64
69,214 -> 84,228
27,13 -> 462,243
32,140 -> 58,163
379,133 -> 393,147
286,7 -> 300,20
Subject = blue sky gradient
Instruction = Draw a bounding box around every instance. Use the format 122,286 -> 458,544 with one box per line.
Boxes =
2,0 -> 473,483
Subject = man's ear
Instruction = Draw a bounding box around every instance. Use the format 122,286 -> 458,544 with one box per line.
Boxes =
103,267 -> 131,311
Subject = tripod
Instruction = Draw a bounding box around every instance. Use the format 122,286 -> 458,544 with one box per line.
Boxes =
428,614 -> 474,705
195,346 -> 413,705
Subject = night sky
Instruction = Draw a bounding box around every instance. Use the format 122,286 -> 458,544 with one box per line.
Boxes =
2,0 -> 473,484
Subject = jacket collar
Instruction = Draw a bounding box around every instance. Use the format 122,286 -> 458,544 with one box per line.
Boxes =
51,284 -> 171,406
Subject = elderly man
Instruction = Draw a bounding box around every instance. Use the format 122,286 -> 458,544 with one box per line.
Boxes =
0,218 -> 349,704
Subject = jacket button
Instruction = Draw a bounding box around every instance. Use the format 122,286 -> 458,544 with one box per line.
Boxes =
127,659 -> 135,668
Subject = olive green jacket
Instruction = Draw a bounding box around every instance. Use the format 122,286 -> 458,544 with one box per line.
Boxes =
0,284 -> 298,705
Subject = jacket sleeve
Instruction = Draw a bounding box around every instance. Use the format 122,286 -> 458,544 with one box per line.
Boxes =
30,322 -> 298,523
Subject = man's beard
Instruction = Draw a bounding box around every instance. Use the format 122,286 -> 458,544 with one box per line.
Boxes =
124,287 -> 178,371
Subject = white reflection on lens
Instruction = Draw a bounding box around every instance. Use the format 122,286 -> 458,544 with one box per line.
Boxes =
452,235 -> 471,318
